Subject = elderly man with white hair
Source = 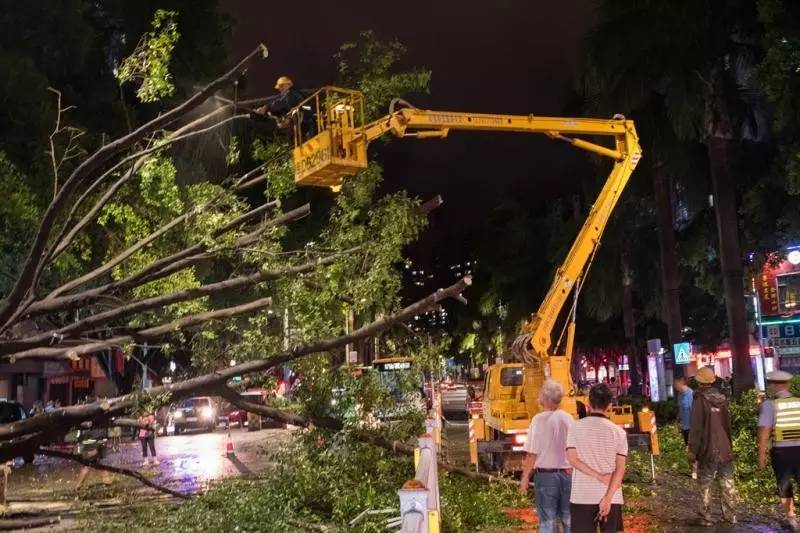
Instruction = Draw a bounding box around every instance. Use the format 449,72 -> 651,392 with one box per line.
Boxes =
519,379 -> 574,533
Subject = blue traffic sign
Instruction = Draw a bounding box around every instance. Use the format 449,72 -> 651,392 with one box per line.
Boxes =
674,342 -> 692,365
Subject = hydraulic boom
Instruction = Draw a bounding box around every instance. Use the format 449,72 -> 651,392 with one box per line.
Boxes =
290,87 -> 642,382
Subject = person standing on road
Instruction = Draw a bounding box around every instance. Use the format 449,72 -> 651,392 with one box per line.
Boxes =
674,376 -> 697,480
138,412 -> 158,466
519,379 -> 574,533
687,366 -> 736,527
758,370 -> 800,531
566,383 -> 627,532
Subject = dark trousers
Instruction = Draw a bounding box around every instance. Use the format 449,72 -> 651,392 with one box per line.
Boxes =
570,503 -> 623,532
140,435 -> 156,458
697,459 -> 736,521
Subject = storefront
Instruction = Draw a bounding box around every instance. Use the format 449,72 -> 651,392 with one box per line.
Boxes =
756,247 -> 800,375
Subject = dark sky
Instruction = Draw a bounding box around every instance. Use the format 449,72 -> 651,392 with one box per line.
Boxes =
223,0 -> 594,265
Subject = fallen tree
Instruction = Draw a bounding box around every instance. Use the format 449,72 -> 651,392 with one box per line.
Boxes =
0,18 -> 454,507
0,277 -> 471,462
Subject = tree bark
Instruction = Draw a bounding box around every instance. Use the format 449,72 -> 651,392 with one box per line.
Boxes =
620,250 -> 640,393
653,163 -> 684,376
704,64 -> 754,395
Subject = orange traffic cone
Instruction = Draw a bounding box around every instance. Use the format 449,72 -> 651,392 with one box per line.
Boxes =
225,432 -> 235,457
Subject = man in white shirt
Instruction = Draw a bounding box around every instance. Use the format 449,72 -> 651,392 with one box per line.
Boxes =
519,379 -> 574,533
566,383 -> 627,532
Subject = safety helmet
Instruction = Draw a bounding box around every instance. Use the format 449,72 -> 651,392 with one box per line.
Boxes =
274,76 -> 293,89
695,366 -> 717,384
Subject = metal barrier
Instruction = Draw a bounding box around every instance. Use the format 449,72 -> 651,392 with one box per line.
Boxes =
397,424 -> 441,532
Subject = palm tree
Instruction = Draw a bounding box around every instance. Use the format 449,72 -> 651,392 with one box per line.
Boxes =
583,0 -> 761,393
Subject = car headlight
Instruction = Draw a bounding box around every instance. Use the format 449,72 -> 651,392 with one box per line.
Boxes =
173,411 -> 183,419
200,406 -> 215,419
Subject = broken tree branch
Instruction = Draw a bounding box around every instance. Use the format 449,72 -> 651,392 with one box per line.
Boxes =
20,202 -> 303,320
47,113 -> 248,264
0,278 -> 471,458
38,448 -> 190,499
0,44 -> 268,332
216,386 -> 511,485
3,297 -> 274,361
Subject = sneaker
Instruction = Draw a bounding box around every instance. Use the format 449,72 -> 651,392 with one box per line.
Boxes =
141,459 -> 149,467
691,471 -> 698,480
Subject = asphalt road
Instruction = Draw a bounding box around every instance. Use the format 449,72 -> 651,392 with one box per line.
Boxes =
8,426 -> 291,498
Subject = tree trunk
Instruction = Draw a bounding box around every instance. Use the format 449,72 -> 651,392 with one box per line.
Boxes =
653,163 -> 684,376
704,64 -> 754,395
621,251 -> 640,394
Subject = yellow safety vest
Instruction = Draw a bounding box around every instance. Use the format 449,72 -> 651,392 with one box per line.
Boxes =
774,396 -> 800,442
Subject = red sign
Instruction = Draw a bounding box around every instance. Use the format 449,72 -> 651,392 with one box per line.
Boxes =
757,252 -> 800,317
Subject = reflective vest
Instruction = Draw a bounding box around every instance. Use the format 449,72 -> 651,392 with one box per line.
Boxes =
774,397 -> 800,442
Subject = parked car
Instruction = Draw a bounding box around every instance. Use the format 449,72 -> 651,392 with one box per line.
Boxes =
170,397 -> 217,434
0,401 -> 34,463
217,400 -> 246,428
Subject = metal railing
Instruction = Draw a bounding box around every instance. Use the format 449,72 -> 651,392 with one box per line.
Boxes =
397,428 -> 440,533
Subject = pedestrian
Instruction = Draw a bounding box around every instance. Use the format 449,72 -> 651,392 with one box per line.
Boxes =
608,377 -> 620,399
138,412 -> 158,466
519,379 -> 574,533
566,383 -> 627,532
687,366 -> 736,527
757,369 -> 800,531
674,375 -> 697,480
75,421 -> 111,491
107,422 -> 122,453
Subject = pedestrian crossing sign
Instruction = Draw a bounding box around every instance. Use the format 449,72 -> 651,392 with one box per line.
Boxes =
674,342 -> 692,365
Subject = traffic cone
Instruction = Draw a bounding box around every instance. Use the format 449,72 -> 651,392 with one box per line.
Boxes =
225,432 -> 235,457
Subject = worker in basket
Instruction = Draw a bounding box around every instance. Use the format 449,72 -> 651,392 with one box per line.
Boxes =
254,76 -> 316,139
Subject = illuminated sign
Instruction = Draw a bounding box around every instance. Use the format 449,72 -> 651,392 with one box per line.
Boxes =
647,355 -> 660,402
674,342 -> 692,365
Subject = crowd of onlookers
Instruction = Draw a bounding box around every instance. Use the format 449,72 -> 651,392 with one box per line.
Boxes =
519,367 -> 800,532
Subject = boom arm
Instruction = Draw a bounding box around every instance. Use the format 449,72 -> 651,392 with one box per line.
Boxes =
291,88 -> 642,374
359,105 -> 642,363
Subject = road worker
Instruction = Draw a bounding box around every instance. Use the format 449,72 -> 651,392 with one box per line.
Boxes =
254,76 -> 315,138
688,366 -> 736,527
758,369 -> 800,531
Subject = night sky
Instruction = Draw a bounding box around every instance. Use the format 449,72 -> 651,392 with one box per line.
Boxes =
223,0 -> 594,265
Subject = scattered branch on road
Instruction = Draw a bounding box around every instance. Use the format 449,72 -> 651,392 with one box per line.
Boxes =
38,448 -> 190,500
217,383 -> 513,486
0,278 -> 471,460
0,516 -> 62,531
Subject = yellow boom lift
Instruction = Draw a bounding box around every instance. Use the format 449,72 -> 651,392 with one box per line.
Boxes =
286,87 -> 656,470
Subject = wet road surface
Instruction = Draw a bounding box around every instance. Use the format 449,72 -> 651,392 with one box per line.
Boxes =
8,426 -> 292,498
